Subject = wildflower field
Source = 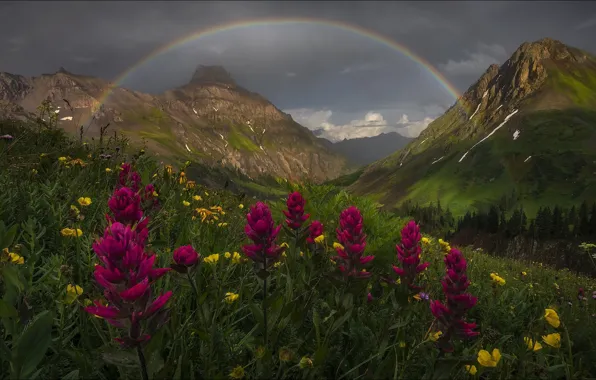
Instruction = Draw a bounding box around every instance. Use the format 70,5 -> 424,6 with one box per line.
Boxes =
1,122 -> 596,380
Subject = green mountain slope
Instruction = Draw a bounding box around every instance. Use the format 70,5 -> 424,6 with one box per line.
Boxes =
350,38 -> 596,216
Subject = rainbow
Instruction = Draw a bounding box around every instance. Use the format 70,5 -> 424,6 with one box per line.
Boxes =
88,17 -> 464,124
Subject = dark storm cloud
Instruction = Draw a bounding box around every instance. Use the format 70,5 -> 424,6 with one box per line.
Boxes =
1,1 -> 595,140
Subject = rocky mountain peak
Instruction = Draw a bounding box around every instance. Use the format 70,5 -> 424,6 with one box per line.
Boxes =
189,65 -> 237,86
511,37 -> 588,65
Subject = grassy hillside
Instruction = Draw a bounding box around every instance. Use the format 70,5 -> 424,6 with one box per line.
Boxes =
1,119 -> 596,379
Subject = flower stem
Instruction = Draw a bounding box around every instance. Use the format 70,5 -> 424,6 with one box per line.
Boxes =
136,345 -> 149,380
263,273 -> 268,348
186,271 -> 199,301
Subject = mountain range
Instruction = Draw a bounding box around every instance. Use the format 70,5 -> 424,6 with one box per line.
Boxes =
321,132 -> 412,167
0,65 -> 349,183
349,38 -> 596,216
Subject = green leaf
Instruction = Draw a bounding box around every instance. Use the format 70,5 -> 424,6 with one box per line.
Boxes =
12,310 -> 54,378
330,308 -> 353,334
0,299 -> 18,318
61,369 -> 80,380
0,222 -> 18,250
101,350 -> 139,368
1,266 -> 24,293
249,303 -> 263,327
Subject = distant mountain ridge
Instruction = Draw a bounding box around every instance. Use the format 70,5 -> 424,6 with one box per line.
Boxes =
0,65 -> 349,182
350,37 -> 596,216
325,132 -> 412,166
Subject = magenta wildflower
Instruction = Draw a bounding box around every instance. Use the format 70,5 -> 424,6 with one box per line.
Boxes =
107,187 -> 144,226
118,162 -> 141,192
333,206 -> 374,279
142,183 -> 160,210
85,221 -> 172,348
367,292 -> 373,303
430,248 -> 479,352
171,245 -> 200,273
392,221 -> 429,291
242,202 -> 285,272
0,134 -> 14,141
283,191 -> 310,230
306,220 -> 324,244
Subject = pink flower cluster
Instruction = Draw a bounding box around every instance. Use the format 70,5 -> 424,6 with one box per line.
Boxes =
392,221 -> 429,291
85,163 -> 172,348
283,192 -> 310,230
306,220 -> 324,244
333,206 -> 374,278
430,248 -> 478,351
242,202 -> 286,271
118,163 -> 141,192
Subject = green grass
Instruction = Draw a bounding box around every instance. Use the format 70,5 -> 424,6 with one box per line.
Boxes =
549,67 -> 596,107
228,124 -> 260,152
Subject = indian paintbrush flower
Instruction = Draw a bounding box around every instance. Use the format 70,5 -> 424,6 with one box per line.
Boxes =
306,220 -> 324,244
430,248 -> 479,352
392,220 -> 429,291
283,191 -> 310,230
107,187 -> 145,228
332,206 -> 374,279
171,245 -> 200,273
242,202 -> 285,272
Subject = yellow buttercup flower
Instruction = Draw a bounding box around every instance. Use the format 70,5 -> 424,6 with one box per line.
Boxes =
521,271 -> 527,276
429,331 -> 442,342
524,337 -> 543,351
314,235 -> 325,244
58,156 -> 68,162
229,365 -> 245,379
204,254 -> 220,265
490,273 -> 506,286
299,356 -> 313,369
105,168 -> 112,173
465,365 -> 478,375
65,284 -> 83,304
2,249 -> 25,265
77,197 -> 92,206
238,204 -> 244,209
61,228 -> 83,237
542,333 -> 561,348
544,308 -> 560,328
231,252 -> 242,264
193,195 -> 202,201
224,292 -> 239,304
421,237 -> 430,244
182,201 -> 191,207
333,242 -> 344,250
224,252 -> 231,259
477,348 -> 501,367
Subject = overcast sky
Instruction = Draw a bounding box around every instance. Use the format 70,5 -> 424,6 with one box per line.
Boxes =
2,1 -> 596,141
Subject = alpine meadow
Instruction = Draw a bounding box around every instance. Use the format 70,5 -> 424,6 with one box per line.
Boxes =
2,2 -> 596,380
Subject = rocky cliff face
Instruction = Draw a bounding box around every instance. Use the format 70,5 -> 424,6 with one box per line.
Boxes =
0,65 -> 348,182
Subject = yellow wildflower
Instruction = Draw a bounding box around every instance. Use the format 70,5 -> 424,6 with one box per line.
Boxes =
477,348 -> 501,367
280,242 -> 289,249
282,252 -> 287,258
182,201 -> 190,207
399,341 -> 406,348
333,242 -> 344,250
179,172 -> 187,184
165,165 -> 173,175
224,292 -> 239,304
229,365 -> 245,379
542,333 -> 561,348
193,195 -> 202,201
521,271 -> 527,276
70,205 -> 80,215
105,168 -> 112,173
77,197 -> 92,206
204,254 -> 220,265
224,252 -> 231,259
218,222 -> 228,227
210,206 -> 224,214
300,251 -> 304,257
61,228 -> 83,237
58,156 -> 68,162
2,249 -> 25,265
254,346 -> 265,359
465,365 -> 478,375
274,261 -> 282,268
31,169 -> 38,174
429,331 -> 442,342
314,235 -> 325,244
231,252 -> 242,264
421,237 -> 430,244
186,180 -> 196,189
279,348 -> 293,362
544,308 -> 560,328
205,191 -> 209,196
299,356 -> 313,369
65,284 -> 83,304
413,293 -> 422,301
238,204 -> 244,209
490,273 -> 506,286
152,191 -> 159,197
524,337 -> 543,351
